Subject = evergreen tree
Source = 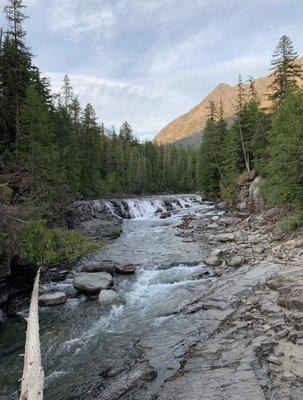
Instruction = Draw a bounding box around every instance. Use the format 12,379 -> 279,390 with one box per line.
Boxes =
269,35 -> 303,106
79,103 -> 102,196
265,90 -> 303,208
3,0 -> 33,146
60,75 -> 74,111
19,86 -> 66,215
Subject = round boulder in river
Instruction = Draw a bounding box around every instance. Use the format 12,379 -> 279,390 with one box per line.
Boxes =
73,272 -> 113,293
98,289 -> 124,306
204,255 -> 221,267
39,292 -> 67,306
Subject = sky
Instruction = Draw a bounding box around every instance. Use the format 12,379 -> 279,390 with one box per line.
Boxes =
0,0 -> 302,141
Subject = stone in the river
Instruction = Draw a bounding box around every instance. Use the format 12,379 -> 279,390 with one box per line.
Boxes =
160,212 -> 172,219
115,263 -> 137,274
79,218 -> 122,239
217,233 -> 235,242
73,272 -> 113,293
213,267 -> 222,277
81,261 -> 117,275
39,292 -> 67,306
98,289 -> 123,306
226,256 -> 244,267
204,255 -> 221,267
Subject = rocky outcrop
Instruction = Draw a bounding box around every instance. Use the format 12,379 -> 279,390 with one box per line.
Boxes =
73,272 -> 113,293
97,361 -> 157,400
78,219 -> 122,240
249,175 -> 265,211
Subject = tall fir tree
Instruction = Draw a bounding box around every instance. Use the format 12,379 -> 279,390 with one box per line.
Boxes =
269,35 -> 303,106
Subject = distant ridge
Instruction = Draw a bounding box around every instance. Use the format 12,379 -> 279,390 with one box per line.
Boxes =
154,58 -> 303,144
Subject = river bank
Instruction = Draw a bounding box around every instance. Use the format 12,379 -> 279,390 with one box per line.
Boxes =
157,206 -> 303,399
1,195 -> 303,399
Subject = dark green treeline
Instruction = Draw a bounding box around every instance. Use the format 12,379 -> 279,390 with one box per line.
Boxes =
0,0 -> 196,220
196,34 -> 303,210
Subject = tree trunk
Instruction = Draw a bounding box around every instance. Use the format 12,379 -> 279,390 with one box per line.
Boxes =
19,268 -> 44,400
237,120 -> 250,172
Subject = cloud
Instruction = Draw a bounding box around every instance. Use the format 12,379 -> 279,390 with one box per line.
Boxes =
49,0 -> 117,44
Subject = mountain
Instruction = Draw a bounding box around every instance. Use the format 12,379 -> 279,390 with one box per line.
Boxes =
154,58 -> 303,144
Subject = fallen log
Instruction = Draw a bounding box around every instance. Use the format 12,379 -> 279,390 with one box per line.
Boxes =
19,267 -> 44,400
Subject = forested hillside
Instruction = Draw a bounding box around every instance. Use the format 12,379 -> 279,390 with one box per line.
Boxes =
196,35 -> 303,215
0,1 -> 196,265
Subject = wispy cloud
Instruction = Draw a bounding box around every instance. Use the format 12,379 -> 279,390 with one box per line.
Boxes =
49,0 -> 117,45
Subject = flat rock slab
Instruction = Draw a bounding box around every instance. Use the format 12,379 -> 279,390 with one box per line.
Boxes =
217,233 -> 235,242
39,292 -> 67,306
98,362 -> 157,400
73,272 -> 113,293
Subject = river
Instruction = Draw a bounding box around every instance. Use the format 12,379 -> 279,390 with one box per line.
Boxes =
0,194 -> 222,399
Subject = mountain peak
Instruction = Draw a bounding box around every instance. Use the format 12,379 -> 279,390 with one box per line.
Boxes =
154,58 -> 303,144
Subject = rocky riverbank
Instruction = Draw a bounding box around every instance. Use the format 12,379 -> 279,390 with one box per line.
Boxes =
154,206 -> 303,400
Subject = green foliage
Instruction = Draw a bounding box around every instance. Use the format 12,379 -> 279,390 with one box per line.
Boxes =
280,214 -> 303,233
19,219 -> 97,265
269,35 -> 303,106
264,90 -> 303,208
0,182 -> 13,202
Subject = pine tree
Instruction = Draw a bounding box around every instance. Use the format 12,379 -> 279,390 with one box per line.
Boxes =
269,35 -> 303,106
60,75 -> 74,111
3,0 -> 33,146
19,87 -> 66,215
79,103 -> 102,196
265,90 -> 303,207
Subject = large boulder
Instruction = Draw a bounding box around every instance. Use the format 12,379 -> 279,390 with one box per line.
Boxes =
81,261 -> 117,275
226,256 -> 244,267
73,272 -> 113,293
98,289 -> 123,306
39,292 -> 67,306
204,255 -> 221,267
115,263 -> 137,274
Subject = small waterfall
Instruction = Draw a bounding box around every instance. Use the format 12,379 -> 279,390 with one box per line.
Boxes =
75,194 -> 208,222
103,195 -> 205,220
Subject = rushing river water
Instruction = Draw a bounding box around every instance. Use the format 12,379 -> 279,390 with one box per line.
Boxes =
0,195 -> 221,400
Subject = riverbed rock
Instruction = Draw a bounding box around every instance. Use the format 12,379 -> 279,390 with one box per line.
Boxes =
115,263 -> 137,274
213,268 -> 222,277
100,361 -> 157,400
73,272 -> 113,293
226,256 -> 244,267
79,218 -> 122,240
204,256 -> 221,267
217,233 -> 235,242
39,292 -> 67,306
81,261 -> 117,274
160,212 -> 172,219
98,289 -> 123,306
